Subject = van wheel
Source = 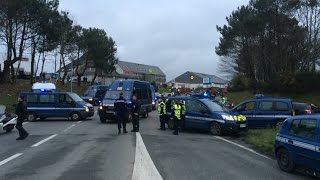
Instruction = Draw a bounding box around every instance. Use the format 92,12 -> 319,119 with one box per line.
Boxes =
276,148 -> 295,172
210,122 -> 222,136
70,112 -> 81,121
275,120 -> 283,128
27,112 -> 37,122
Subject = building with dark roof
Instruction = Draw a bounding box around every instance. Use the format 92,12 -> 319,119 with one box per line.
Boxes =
57,60 -> 166,85
170,71 -> 228,89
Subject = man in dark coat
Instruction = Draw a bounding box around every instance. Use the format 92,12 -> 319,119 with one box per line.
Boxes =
131,95 -> 141,132
114,92 -> 128,134
15,96 -> 29,140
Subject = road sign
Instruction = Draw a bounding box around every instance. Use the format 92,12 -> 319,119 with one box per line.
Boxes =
203,77 -> 211,85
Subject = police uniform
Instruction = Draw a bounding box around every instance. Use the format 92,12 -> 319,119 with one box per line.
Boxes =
157,100 -> 166,130
114,93 -> 128,134
131,99 -> 140,132
180,100 -> 186,132
15,97 -> 29,140
172,101 -> 181,135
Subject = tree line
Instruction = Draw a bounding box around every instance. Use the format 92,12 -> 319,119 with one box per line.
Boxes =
0,0 -> 118,85
216,0 -> 320,92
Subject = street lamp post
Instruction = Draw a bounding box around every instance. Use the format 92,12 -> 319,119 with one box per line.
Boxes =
70,59 -> 73,92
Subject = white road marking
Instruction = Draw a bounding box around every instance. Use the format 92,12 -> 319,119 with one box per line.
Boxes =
23,122 -> 29,125
31,134 -> 58,148
0,153 -> 23,167
77,121 -> 82,124
132,132 -> 163,180
63,124 -> 76,132
214,136 -> 272,160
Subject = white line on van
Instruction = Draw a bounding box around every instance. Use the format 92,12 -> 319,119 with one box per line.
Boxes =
214,136 -> 272,160
0,153 -> 23,167
31,134 -> 58,148
63,124 -> 76,133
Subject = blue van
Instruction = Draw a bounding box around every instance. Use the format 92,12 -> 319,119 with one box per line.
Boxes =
98,80 -> 153,123
81,85 -> 109,105
232,96 -> 294,128
20,92 -> 94,121
275,115 -> 320,177
166,96 -> 247,135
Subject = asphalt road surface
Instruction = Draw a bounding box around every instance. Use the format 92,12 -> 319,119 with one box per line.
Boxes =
0,111 -> 313,180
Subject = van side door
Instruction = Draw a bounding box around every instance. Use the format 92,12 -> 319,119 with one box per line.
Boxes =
57,94 -> 76,117
254,101 -> 275,127
38,94 -> 56,117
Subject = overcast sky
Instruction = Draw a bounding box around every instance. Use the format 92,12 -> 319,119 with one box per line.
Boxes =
57,0 -> 249,81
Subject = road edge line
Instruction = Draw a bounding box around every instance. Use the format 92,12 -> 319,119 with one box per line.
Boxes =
0,153 -> 23,166
214,136 -> 273,160
132,132 -> 163,180
31,134 -> 58,148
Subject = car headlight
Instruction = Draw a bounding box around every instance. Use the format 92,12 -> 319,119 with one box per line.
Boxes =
222,115 -> 234,121
152,101 -> 155,105
89,98 -> 93,101
99,106 -> 103,110
84,106 -> 89,112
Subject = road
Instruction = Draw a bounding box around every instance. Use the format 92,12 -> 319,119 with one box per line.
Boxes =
0,111 -> 312,180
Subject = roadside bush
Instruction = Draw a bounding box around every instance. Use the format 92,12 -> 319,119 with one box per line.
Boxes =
229,74 -> 249,91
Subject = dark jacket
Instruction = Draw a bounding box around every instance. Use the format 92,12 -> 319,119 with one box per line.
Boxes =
15,101 -> 27,120
114,96 -> 128,117
131,100 -> 141,116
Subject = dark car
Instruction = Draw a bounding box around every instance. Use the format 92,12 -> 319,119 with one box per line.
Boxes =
232,96 -> 294,128
293,102 -> 312,115
82,85 -> 109,106
166,96 -> 247,135
275,115 -> 320,177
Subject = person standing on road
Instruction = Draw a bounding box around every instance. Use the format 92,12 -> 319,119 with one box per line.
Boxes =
172,100 -> 181,135
15,96 -> 29,140
180,100 -> 186,132
114,92 -> 128,134
157,98 -> 166,130
131,95 -> 140,132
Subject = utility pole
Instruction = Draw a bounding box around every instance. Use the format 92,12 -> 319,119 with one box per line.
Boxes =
71,59 -> 73,92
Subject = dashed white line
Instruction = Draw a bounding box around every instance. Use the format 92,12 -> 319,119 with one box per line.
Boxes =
31,134 -> 58,148
63,124 -> 76,132
214,136 -> 272,160
132,132 -> 163,180
77,121 -> 82,124
0,153 -> 23,167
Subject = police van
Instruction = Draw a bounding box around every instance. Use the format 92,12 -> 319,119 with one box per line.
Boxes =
81,85 -> 109,105
275,115 -> 320,177
98,80 -> 153,123
20,92 -> 94,121
166,96 -> 247,135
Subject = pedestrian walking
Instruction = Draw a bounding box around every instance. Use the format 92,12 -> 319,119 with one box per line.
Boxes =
15,96 -> 29,140
114,92 -> 128,134
157,98 -> 166,130
171,100 -> 181,135
130,95 -> 140,132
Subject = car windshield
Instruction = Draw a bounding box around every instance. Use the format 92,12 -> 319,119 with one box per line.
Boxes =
201,100 -> 229,112
69,93 -> 83,102
104,91 -> 131,100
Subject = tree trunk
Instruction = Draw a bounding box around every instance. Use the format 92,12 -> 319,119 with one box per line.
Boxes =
40,52 -> 46,75
77,75 -> 82,86
35,52 -> 41,79
30,37 -> 37,85
91,69 -> 98,85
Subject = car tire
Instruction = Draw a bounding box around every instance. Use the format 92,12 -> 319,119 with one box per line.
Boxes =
142,111 -> 148,119
210,122 -> 222,136
275,120 -> 283,128
70,112 -> 81,121
276,148 -> 295,172
27,112 -> 37,122
6,128 -> 13,133
40,117 -> 46,121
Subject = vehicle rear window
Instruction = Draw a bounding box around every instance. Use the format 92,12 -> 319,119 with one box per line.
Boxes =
274,102 -> 289,111
258,101 -> 273,111
289,119 -> 317,139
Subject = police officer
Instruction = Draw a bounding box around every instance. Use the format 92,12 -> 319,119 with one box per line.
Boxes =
114,92 -> 128,134
157,98 -> 166,130
131,95 -> 140,132
15,96 -> 29,140
172,100 -> 181,135
180,100 -> 186,132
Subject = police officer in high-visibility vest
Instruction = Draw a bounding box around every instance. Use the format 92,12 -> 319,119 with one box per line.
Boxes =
172,100 -> 182,135
180,100 -> 186,132
157,98 -> 166,130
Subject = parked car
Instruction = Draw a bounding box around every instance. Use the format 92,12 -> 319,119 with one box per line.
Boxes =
232,96 -> 294,128
166,96 -> 247,135
20,92 -> 94,121
82,85 -> 109,106
275,115 -> 320,177
310,104 -> 320,114
293,102 -> 312,115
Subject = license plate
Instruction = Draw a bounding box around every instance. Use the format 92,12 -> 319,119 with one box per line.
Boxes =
240,124 -> 246,128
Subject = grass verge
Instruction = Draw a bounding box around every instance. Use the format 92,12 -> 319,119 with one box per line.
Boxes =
243,128 -> 278,155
